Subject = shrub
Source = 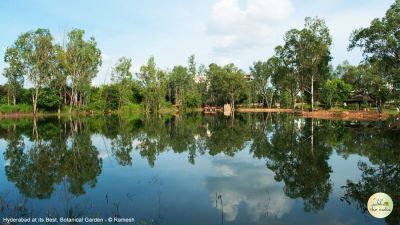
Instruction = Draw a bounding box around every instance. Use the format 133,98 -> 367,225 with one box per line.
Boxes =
37,88 -> 62,111
120,103 -> 144,113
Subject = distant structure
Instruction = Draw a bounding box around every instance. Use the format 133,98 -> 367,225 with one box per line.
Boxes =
244,74 -> 253,81
223,104 -> 232,116
203,106 -> 221,114
345,94 -> 374,110
194,75 -> 207,83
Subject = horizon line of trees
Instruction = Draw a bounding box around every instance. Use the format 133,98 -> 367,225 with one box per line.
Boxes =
2,0 -> 400,114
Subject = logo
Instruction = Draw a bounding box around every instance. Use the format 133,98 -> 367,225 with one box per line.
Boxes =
367,192 -> 393,218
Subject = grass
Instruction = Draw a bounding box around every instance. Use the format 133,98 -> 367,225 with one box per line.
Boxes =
330,106 -> 399,114
384,108 -> 400,116
0,104 -> 32,114
120,103 -> 144,113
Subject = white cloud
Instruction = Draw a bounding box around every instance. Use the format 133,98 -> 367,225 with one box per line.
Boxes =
207,0 -> 294,51
216,56 -> 232,65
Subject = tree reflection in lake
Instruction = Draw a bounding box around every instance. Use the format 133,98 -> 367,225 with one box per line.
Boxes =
249,114 -> 333,212
0,114 -> 399,224
3,118 -> 102,198
340,128 -> 400,225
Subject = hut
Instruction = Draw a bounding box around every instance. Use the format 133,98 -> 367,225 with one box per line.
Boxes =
344,94 -> 374,110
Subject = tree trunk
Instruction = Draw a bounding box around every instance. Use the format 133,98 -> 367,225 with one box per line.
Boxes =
301,74 -> 304,113
69,88 -> 74,114
12,85 -> 16,105
311,74 -> 314,112
291,92 -> 296,110
7,89 -> 10,106
269,93 -> 274,109
32,97 -> 37,115
145,98 -> 150,113
32,88 -> 39,116
64,88 -> 67,105
78,94 -> 82,112
230,95 -> 235,112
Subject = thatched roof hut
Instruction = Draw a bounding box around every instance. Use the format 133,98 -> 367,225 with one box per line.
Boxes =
344,94 -> 375,110
345,94 -> 374,104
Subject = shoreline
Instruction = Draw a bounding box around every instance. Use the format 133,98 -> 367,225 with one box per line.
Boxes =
236,108 -> 395,121
236,108 -> 294,113
0,108 -> 397,121
298,110 -> 391,121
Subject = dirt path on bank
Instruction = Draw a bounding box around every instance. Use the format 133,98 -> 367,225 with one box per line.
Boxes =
299,110 -> 390,121
236,108 -> 394,121
236,108 -> 294,113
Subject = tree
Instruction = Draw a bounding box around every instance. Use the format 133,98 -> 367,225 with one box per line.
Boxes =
169,65 -> 189,107
185,55 -> 202,108
320,78 -> 352,108
101,84 -> 120,111
270,47 -> 299,109
4,47 -> 24,105
37,88 -> 62,111
51,44 -> 68,113
336,61 -> 364,93
62,29 -> 102,113
361,63 -> 391,109
339,62 -> 391,109
6,29 -> 55,115
111,57 -> 133,110
301,17 -> 332,111
250,60 -> 274,108
138,56 -> 167,112
271,17 -> 332,111
0,85 -> 7,104
208,63 -> 248,111
187,54 -> 197,77
349,0 -> 400,99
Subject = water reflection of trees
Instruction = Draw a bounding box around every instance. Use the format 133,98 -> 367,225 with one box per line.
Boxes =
133,114 -> 252,166
250,114 -> 334,212
0,114 -> 399,219
2,118 -> 102,199
339,128 -> 400,225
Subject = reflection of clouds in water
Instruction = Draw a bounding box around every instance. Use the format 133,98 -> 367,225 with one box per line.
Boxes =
204,159 -> 293,222
92,135 -> 141,160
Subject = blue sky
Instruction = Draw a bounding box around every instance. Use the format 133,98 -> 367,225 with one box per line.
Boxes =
0,0 -> 394,85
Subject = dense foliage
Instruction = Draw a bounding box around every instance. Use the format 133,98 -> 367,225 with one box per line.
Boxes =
2,1 -> 400,113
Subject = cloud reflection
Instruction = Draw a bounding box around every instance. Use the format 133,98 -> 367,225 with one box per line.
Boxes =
204,158 -> 293,222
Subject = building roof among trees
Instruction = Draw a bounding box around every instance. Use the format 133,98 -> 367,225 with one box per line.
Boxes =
345,94 -> 374,103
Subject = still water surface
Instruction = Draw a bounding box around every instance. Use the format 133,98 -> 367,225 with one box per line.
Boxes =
0,113 -> 398,225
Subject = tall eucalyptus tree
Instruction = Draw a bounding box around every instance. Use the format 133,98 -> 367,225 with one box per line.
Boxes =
5,29 -> 55,115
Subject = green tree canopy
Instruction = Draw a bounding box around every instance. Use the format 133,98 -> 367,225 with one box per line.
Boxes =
111,57 -> 133,109
62,29 -> 102,112
349,0 -> 400,93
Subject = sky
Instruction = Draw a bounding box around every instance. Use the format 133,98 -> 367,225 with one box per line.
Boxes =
0,0 -> 395,86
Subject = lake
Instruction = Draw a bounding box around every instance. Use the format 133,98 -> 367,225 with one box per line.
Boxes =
0,113 -> 398,225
